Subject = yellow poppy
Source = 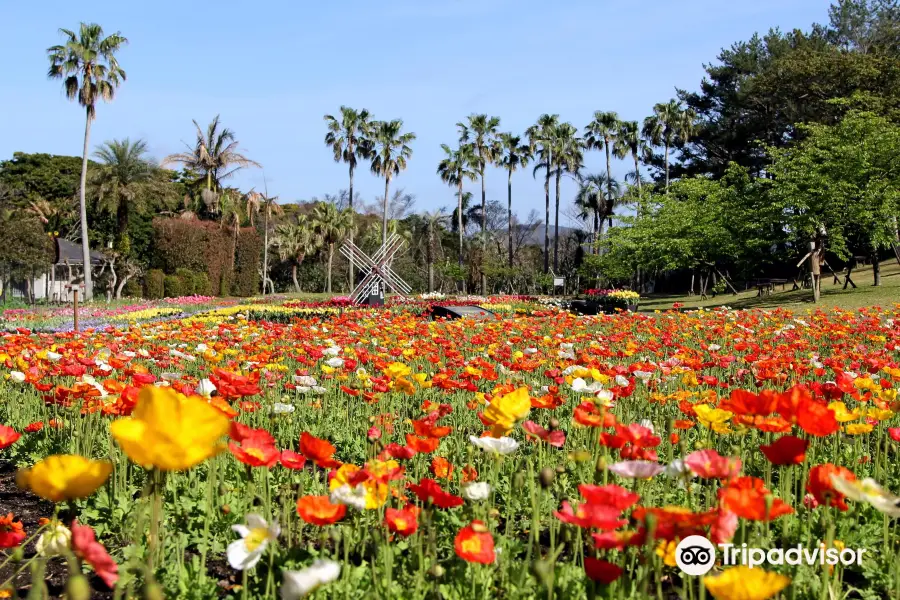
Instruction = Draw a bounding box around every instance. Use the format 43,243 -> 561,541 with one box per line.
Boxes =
655,540 -> 677,567
844,423 -> 874,435
704,566 -> 790,600
828,402 -> 861,423
17,455 -> 112,502
694,405 -> 733,434
110,385 -> 229,471
383,362 -> 411,379
483,387 -> 531,437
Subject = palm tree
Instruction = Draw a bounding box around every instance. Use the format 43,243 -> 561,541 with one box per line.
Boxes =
437,144 -> 477,270
419,210 -> 449,292
643,100 -> 696,192
369,120 -> 415,246
612,121 -> 647,194
247,185 -> 282,295
584,111 -> 621,217
526,114 -> 559,273
458,114 -> 501,293
48,23 -> 128,300
575,173 -> 621,250
218,190 -> 244,278
162,115 -> 261,209
497,133 -> 532,268
90,138 -> 152,244
311,202 -> 354,294
324,107 -> 372,284
532,123 -> 582,272
276,215 -> 319,292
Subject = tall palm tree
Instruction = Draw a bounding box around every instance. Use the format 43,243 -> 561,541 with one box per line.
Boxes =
247,185 -> 282,295
48,23 -> 128,300
613,121 -> 647,194
458,114 -> 501,293
584,112 -> 620,215
276,215 -> 319,292
526,114 -> 559,273
324,107 -> 373,284
218,190 -> 244,278
497,133 -> 532,268
311,202 -> 354,294
575,173 -> 620,250
369,120 -> 415,246
90,138 -> 152,245
163,115 -> 261,209
437,144 -> 477,269
533,123 -> 582,271
643,100 -> 696,192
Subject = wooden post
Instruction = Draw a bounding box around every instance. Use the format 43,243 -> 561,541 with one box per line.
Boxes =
73,289 -> 79,332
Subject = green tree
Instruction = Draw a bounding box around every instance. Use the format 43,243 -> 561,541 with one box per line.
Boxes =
497,133 -> 532,268
311,202 -> 354,294
417,209 -> 449,292
613,121 -> 649,194
90,138 -> 153,246
47,22 -> 128,300
458,114 -> 501,293
276,215 -> 319,292
526,114 -> 559,273
532,122 -> 582,271
643,100 -> 696,192
585,111 -> 621,215
575,173 -> 620,250
369,120 -> 415,247
437,144 -> 477,271
324,107 -> 373,283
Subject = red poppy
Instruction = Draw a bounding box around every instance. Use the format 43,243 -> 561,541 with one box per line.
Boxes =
591,530 -> 642,550
709,510 -> 739,544
407,478 -> 464,509
719,477 -> 794,521
405,434 -> 440,454
461,465 -> 478,483
380,443 -> 417,460
71,520 -> 118,587
296,495 -> 347,525
889,428 -> 900,442
720,389 -> 777,417
0,513 -> 25,548
760,435 -> 808,466
385,506 -> 419,538
684,449 -> 742,480
577,484 -> 640,511
807,464 -> 855,511
0,425 -> 20,450
584,557 -> 623,585
430,457 -> 453,480
280,449 -> 307,470
411,414 -> 452,438
299,432 -> 341,468
454,521 -> 495,564
228,428 -> 280,468
554,502 -> 627,530
522,420 -> 566,447
24,422 -> 44,433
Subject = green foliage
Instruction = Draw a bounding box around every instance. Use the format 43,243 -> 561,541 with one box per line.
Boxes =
151,219 -> 233,295
145,269 -> 165,299
232,228 -> 262,296
0,215 -> 54,281
163,274 -> 185,298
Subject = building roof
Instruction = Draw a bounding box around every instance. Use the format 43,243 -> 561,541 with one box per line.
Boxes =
54,238 -> 106,266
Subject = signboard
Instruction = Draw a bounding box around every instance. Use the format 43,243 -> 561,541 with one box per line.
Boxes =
553,277 -> 565,287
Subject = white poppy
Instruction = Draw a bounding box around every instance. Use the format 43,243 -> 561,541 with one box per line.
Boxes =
323,346 -> 341,357
196,343 -> 209,352
524,348 -> 538,355
595,389 -> 615,405
8,371 -> 25,383
311,386 -> 328,395
169,349 -> 196,362
273,402 -> 295,414
294,375 -> 317,387
831,475 -> 900,517
46,351 -> 62,362
615,375 -> 629,387
462,482 -> 491,501
707,344 -> 721,352
227,514 -> 280,570
196,378 -> 217,397
469,435 -> 519,455
36,524 -> 72,557
280,560 -> 341,599
325,358 -> 344,368
633,371 -> 653,383
639,419 -> 655,434
123,351 -> 137,358
160,372 -> 182,382
329,484 -> 367,511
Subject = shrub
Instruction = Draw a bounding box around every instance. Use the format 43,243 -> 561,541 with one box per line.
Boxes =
122,279 -> 143,298
145,270 -> 165,299
193,271 -> 211,296
151,218 -> 233,295
164,274 -> 185,298
232,228 -> 262,297
175,268 -> 198,295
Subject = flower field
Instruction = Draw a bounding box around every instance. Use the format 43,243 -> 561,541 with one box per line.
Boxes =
0,302 -> 899,599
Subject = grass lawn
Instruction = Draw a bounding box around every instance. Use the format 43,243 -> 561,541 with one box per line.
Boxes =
639,258 -> 900,312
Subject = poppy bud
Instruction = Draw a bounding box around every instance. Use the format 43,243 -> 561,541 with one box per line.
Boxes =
10,547 -> 23,563
513,472 -> 525,490
488,508 -> 500,520
531,559 -> 552,586
548,418 -> 560,431
428,564 -> 445,578
221,504 -> 231,515
539,467 -> 555,489
555,464 -> 566,475
65,574 -> 91,600
143,580 -> 165,600
596,457 -> 607,472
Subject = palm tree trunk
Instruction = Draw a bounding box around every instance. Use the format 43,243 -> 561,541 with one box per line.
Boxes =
480,171 -> 487,294
544,158 -> 551,274
428,223 -> 435,293
593,211 -> 599,254
79,107 -> 94,300
664,140 -> 670,193
326,243 -> 334,294
262,205 -> 269,296
207,171 -> 212,191
553,170 -> 561,272
507,169 -> 514,269
292,264 -> 300,292
604,139 -> 613,211
382,177 -> 390,247
633,152 -> 642,193
457,181 -> 464,268
348,163 -> 355,288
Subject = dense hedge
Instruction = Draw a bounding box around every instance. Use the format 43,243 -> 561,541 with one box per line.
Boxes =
145,269 -> 165,299
150,218 -> 260,297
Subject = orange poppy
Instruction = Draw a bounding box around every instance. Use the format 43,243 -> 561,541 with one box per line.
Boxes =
296,495 -> 347,525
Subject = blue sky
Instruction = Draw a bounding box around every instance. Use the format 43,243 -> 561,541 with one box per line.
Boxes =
3,0 -> 828,225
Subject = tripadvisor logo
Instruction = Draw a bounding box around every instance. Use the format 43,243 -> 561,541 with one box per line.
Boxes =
675,536 -> 867,576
